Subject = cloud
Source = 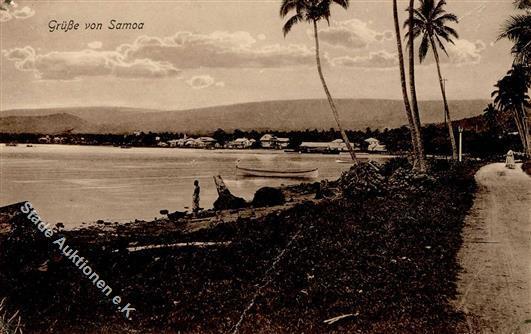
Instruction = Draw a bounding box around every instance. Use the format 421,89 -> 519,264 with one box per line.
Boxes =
331,50 -> 398,68
12,6 -> 34,19
446,39 -> 486,65
1,5 -> 35,22
2,47 -> 181,80
459,2 -> 487,21
4,30 -> 314,80
187,75 -> 218,89
120,31 -> 315,68
318,19 -> 393,49
87,41 -> 103,49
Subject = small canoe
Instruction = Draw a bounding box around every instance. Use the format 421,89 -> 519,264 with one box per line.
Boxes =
236,165 -> 318,179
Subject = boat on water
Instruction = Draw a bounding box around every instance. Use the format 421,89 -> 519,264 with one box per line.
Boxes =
236,164 -> 318,179
120,145 -> 132,149
5,142 -> 18,147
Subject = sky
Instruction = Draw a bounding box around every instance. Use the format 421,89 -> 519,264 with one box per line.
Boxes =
0,0 -> 519,111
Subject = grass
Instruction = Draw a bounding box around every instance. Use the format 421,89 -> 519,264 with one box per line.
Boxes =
0,298 -> 23,334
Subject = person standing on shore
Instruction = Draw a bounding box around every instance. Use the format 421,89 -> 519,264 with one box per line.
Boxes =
505,150 -> 515,169
192,180 -> 200,213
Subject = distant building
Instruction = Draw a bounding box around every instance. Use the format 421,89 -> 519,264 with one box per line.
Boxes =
227,137 -> 255,149
365,138 -> 387,152
167,139 -> 180,147
38,136 -> 51,144
184,137 -> 217,148
260,134 -> 276,148
276,137 -> 290,149
299,139 -> 353,153
299,142 -> 332,153
260,134 -> 290,149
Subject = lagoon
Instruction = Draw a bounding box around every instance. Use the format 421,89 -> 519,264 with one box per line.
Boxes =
0,144 -> 392,227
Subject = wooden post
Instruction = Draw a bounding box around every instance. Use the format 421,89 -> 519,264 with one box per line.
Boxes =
458,126 -> 463,162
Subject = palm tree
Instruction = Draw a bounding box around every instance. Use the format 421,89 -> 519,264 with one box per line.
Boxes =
483,103 -> 500,134
513,0 -> 530,10
392,0 -> 421,168
492,65 -> 531,158
405,0 -> 459,160
280,0 -> 358,162
499,14 -> 531,66
406,0 -> 428,172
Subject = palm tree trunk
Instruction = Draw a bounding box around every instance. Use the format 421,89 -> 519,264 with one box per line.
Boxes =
392,0 -> 419,164
524,104 -> 531,159
407,0 -> 427,172
517,103 -> 531,158
312,20 -> 357,162
512,108 -> 527,152
430,38 -> 458,159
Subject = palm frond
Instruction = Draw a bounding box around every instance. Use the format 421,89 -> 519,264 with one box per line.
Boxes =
514,0 -> 531,10
498,14 -> 531,41
280,0 -> 298,18
332,0 -> 350,10
405,0 -> 458,59
434,13 -> 459,24
432,0 -> 447,18
441,26 -> 459,40
435,34 -> 449,56
282,13 -> 303,36
419,34 -> 430,62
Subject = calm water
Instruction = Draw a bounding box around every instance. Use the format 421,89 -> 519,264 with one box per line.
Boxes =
0,144 -> 390,227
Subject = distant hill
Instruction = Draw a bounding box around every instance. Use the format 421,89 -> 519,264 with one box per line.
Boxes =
0,113 -> 93,134
0,99 -> 489,134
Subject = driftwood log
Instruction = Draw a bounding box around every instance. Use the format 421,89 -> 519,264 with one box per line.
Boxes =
212,175 -> 247,210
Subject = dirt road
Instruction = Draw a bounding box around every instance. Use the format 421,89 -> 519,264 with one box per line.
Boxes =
456,163 -> 531,334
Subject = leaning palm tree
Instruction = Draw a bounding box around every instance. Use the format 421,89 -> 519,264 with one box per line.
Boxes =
280,0 -> 357,161
405,0 -> 459,160
492,65 -> 531,158
392,0 -> 421,168
406,0 -> 428,172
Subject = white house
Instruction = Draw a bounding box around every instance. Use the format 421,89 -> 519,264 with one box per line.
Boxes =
167,139 -> 180,147
260,134 -> 276,148
184,137 -> 217,148
260,134 -> 290,149
277,137 -> 290,149
365,138 -> 387,152
38,136 -> 51,144
228,137 -> 254,149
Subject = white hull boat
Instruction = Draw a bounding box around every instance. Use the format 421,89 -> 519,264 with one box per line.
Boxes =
236,165 -> 318,179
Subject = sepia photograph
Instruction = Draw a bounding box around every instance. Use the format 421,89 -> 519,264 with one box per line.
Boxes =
0,0 -> 530,333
